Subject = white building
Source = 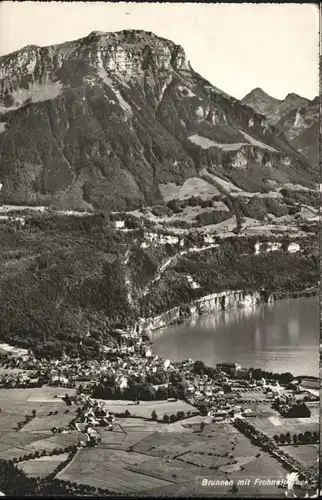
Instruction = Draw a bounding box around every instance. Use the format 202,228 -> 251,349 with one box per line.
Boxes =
288,242 -> 300,254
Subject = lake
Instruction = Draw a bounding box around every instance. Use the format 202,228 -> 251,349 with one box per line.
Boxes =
152,297 -> 319,377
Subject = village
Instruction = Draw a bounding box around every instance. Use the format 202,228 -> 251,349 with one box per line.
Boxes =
0,331 -> 318,496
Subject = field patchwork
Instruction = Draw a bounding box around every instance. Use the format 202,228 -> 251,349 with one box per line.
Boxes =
58,446 -> 173,493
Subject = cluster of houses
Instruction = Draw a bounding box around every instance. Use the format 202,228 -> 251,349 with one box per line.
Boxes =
46,395 -> 118,448
73,396 -> 115,438
9,395 -> 116,449
140,232 -> 184,249
0,329 -> 167,391
1,334 -> 317,439
113,217 -> 221,250
174,360 -> 317,422
254,241 -> 301,256
0,370 -> 42,389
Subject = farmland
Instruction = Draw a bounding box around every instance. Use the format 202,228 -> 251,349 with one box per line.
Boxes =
22,412 -> 75,432
48,417 -> 290,495
0,385 -> 316,496
233,389 -> 270,402
0,387 -> 80,464
126,422 -> 288,498
280,444 -> 318,470
57,447 -> 173,493
244,407 -> 319,436
17,453 -> 69,477
95,399 -> 197,419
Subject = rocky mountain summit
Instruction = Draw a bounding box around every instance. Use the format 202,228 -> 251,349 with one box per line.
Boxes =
242,88 -> 319,169
0,30 -> 316,211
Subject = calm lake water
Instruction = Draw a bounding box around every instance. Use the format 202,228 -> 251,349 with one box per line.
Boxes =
152,297 -> 319,377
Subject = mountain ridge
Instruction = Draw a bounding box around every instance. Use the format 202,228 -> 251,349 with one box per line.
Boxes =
242,87 -> 318,169
0,30 -> 316,211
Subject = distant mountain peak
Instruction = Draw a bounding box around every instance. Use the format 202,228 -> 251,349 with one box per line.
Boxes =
242,87 -> 318,168
284,92 -> 308,104
243,87 -> 278,103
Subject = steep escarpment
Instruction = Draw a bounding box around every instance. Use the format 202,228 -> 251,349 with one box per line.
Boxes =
242,89 -> 319,169
0,30 -> 316,211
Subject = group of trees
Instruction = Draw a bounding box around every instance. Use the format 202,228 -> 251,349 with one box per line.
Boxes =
140,230 -> 318,319
172,236 -> 318,300
273,431 -> 318,446
0,213 -> 144,358
90,364 -> 193,403
16,409 -> 36,430
160,410 -> 188,423
192,360 -> 217,378
91,372 -> 186,402
249,368 -> 294,385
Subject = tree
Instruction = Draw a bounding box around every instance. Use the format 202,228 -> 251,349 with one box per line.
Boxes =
304,431 -> 312,443
200,421 -> 205,432
279,372 -> 293,385
156,386 -> 168,400
169,414 -> 176,423
193,360 -> 205,375
151,410 -> 158,421
251,368 -> 263,380
273,435 -> 279,444
64,394 -> 72,406
279,434 -> 286,445
231,482 -> 238,495
163,414 -> 170,423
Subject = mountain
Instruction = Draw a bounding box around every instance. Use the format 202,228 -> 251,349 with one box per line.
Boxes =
0,30 -> 316,212
242,88 -> 319,169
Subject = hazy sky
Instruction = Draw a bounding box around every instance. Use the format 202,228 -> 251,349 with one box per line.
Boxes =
0,2 -> 319,100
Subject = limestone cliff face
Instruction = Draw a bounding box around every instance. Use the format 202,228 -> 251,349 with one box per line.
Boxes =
0,30 -> 316,210
195,290 -> 264,314
140,289 -> 273,332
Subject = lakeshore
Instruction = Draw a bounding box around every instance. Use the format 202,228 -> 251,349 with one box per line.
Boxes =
140,286 -> 318,335
152,296 -> 319,377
